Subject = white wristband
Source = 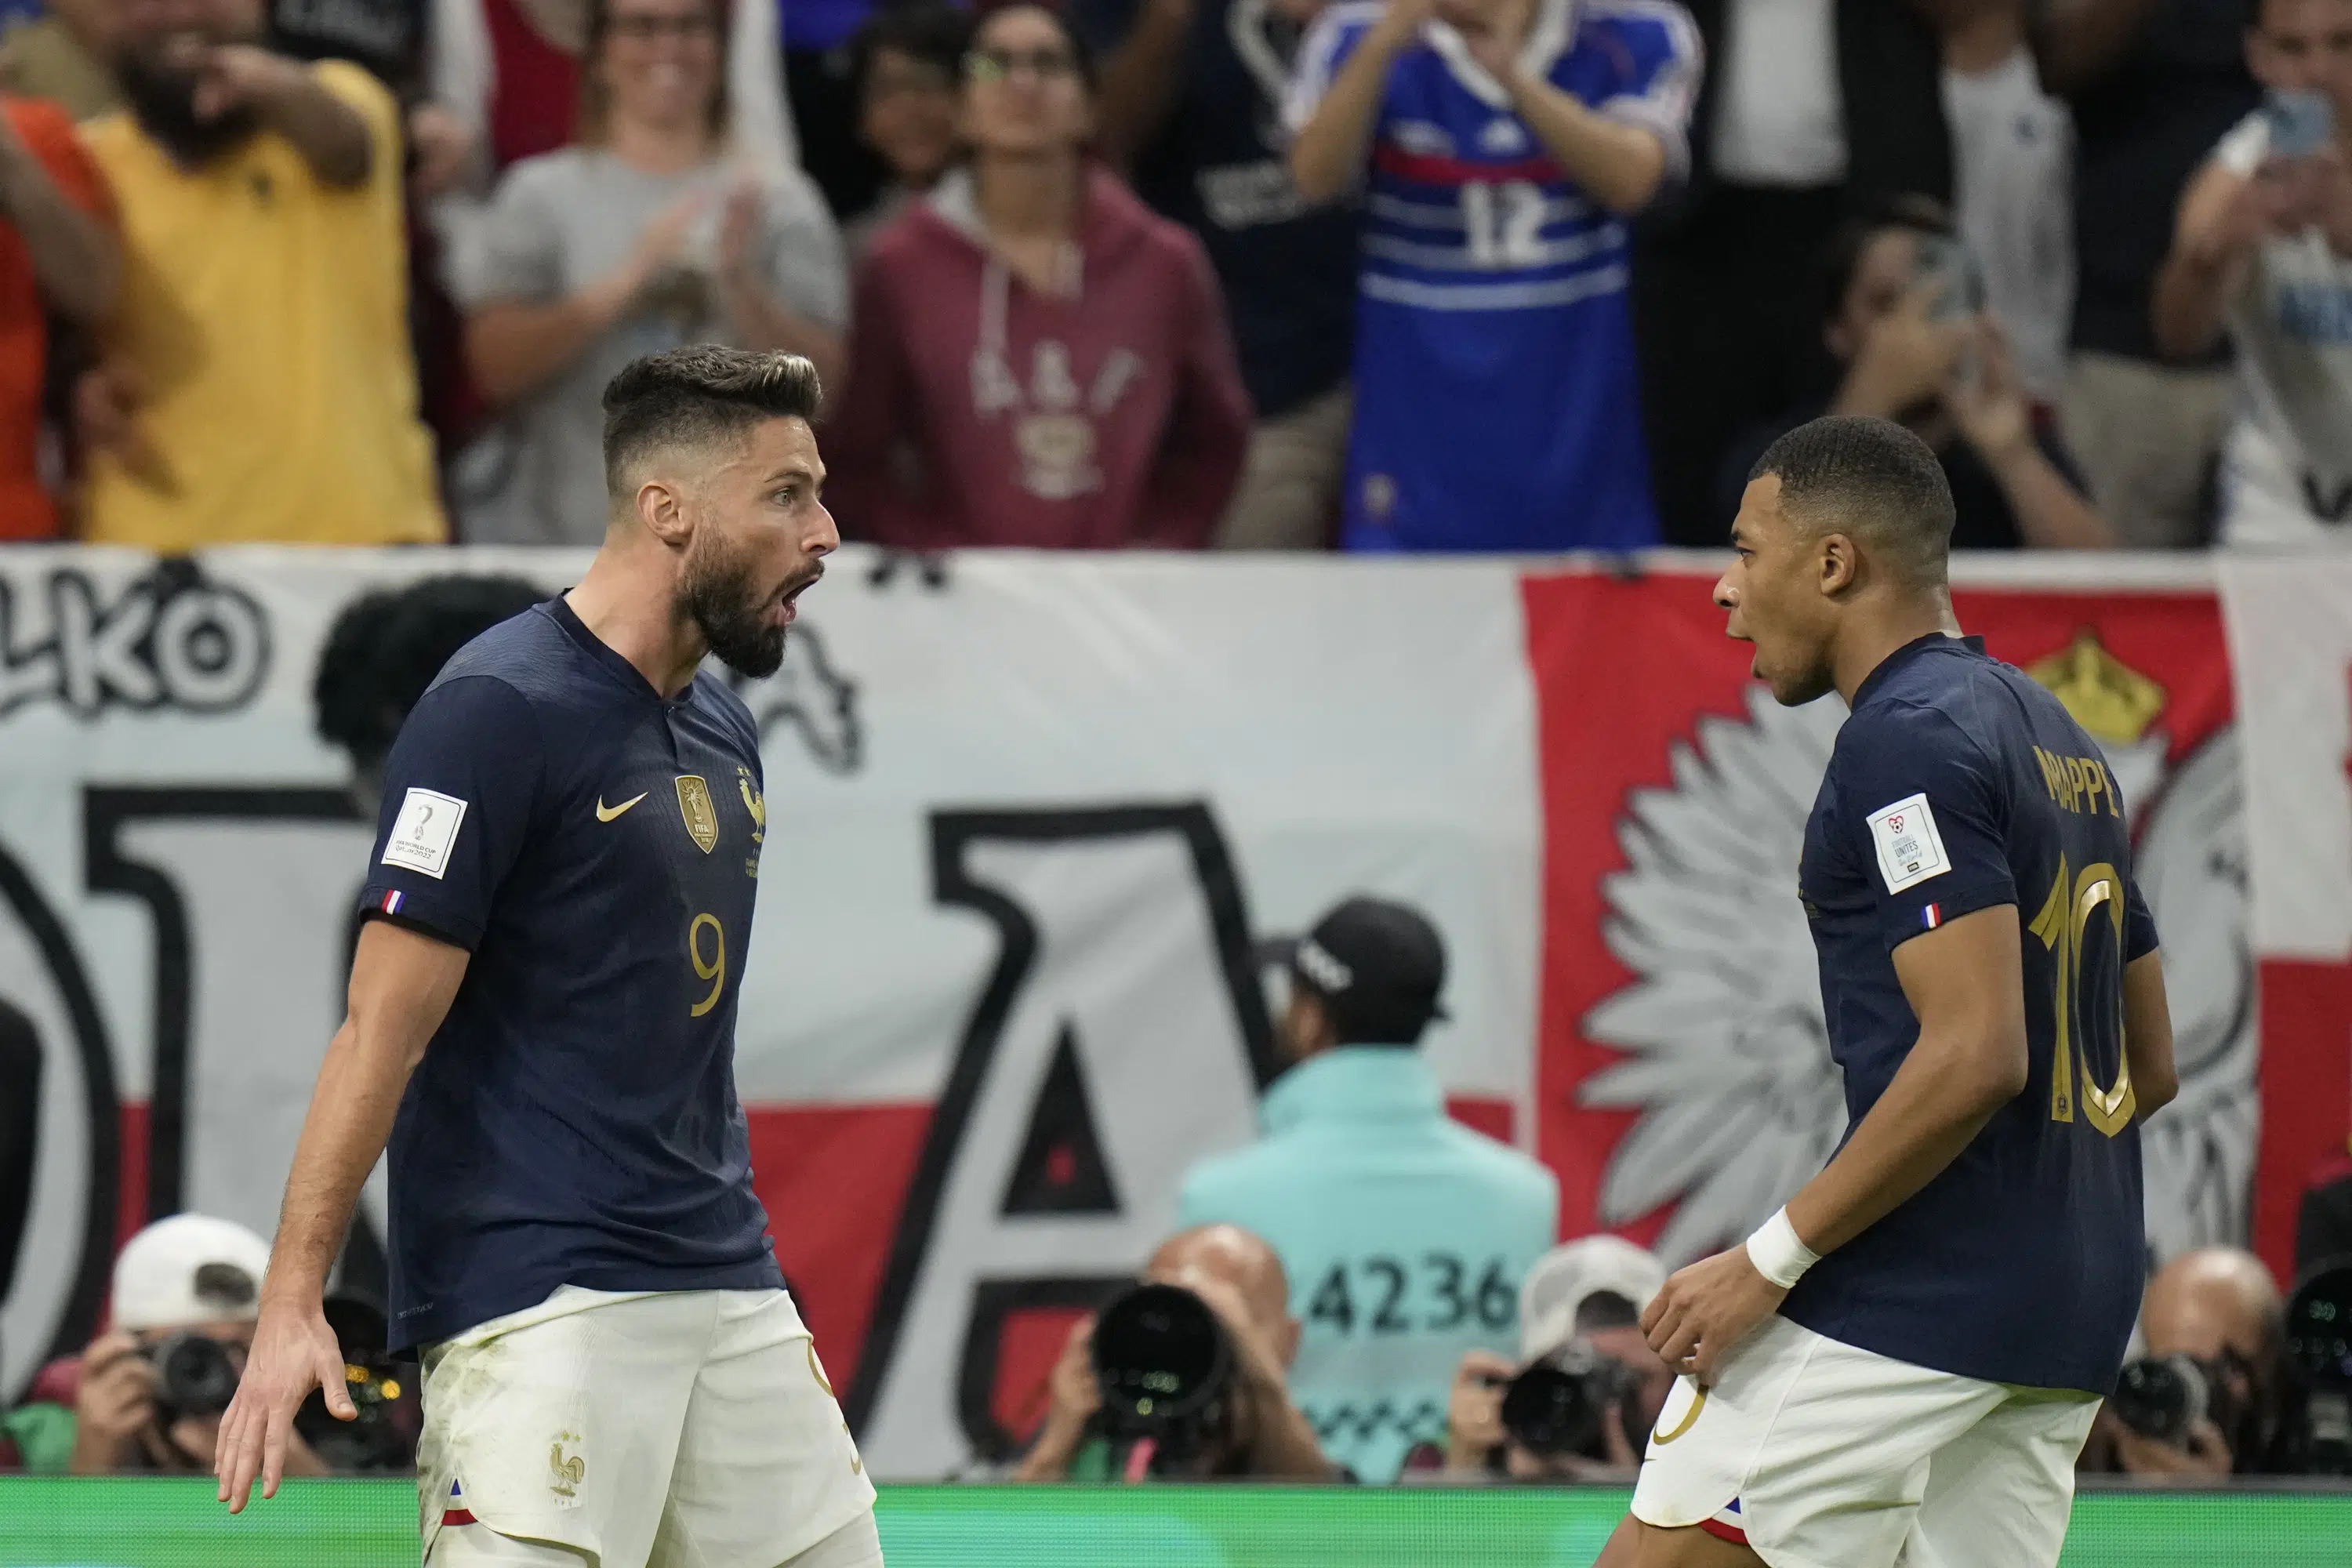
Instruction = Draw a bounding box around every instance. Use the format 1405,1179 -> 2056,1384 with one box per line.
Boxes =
1745,1207 -> 1820,1290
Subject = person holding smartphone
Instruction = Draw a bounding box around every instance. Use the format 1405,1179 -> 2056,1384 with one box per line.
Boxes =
2154,0 -> 2352,548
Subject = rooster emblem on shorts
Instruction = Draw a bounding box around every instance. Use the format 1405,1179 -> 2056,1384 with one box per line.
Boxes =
1580,635 -> 2256,1269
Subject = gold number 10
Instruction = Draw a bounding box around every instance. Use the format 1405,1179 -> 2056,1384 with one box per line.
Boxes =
2027,855 -> 2134,1135
688,913 -> 727,1018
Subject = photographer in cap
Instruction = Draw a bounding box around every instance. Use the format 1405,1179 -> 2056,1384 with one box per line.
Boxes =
6,1215 -> 328,1475
1428,1236 -> 1675,1482
1175,895 -> 1559,1484
1014,1223 -> 1338,1482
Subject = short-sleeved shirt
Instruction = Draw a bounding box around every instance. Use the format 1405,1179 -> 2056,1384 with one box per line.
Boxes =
1072,0 -> 1359,419
1784,633 -> 2158,1395
361,598 -> 782,1352
1287,0 -> 1695,551
0,96 -> 110,541
78,62 -> 445,548
450,151 -> 848,546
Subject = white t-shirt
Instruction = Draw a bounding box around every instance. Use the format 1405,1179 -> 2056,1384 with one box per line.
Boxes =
1944,48 -> 2074,402
1710,0 -> 1846,187
2213,112 -> 2352,549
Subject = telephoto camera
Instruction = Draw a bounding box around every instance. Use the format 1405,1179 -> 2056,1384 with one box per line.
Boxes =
2284,1262 -> 2352,1475
142,1332 -> 241,1424
2107,1351 -> 2247,1450
1497,1339 -> 1636,1461
1089,1283 -> 1236,1475
293,1296 -> 421,1473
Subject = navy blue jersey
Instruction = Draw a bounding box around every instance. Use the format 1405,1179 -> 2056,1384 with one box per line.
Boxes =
1784,634 -> 2158,1395
360,599 -> 781,1352
1287,0 -> 1696,550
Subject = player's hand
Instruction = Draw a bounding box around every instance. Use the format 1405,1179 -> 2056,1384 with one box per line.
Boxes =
1641,1245 -> 1787,1385
1445,1348 -> 1513,1470
214,1295 -> 354,1512
69,1330 -> 158,1474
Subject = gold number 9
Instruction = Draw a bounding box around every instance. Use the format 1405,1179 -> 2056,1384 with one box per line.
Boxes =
688,913 -> 726,1018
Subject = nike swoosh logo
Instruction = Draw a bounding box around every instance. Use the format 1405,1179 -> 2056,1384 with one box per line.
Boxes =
596,793 -> 648,822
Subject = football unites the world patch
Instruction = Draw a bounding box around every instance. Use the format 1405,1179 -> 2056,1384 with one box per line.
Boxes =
1866,793 -> 1950,895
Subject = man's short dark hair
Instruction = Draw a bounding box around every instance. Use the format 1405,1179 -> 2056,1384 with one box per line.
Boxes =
849,1 -> 973,102
601,346 -> 824,502
314,574 -> 546,771
1750,415 -> 1957,587
1574,1290 -> 1641,1333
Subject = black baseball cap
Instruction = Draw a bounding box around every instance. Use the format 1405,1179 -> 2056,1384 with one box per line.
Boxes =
1258,896 -> 1449,1045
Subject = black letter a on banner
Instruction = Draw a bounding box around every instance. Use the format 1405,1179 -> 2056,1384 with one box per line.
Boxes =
999,1022 -> 1120,1216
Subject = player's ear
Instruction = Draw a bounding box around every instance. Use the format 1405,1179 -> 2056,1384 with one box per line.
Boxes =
633,476 -> 692,548
1817,533 -> 1859,596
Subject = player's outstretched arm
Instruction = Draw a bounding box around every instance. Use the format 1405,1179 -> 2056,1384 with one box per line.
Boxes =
216,920 -> 469,1514
1645,907 -> 2027,1381
2123,952 -> 2178,1120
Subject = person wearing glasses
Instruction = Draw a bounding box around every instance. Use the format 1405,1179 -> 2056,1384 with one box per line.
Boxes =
452,0 -> 847,545
825,1 -> 1252,549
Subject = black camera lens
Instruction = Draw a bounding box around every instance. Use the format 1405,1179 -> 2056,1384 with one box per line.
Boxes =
147,1333 -> 240,1420
1090,1283 -> 1232,1443
1501,1340 -> 1631,1459
2110,1356 -> 2209,1445
2285,1265 -> 2352,1386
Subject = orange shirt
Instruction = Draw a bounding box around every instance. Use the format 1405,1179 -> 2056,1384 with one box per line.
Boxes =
0,96 -> 110,540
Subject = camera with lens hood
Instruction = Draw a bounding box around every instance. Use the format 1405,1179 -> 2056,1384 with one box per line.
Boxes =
1088,1282 -> 1239,1475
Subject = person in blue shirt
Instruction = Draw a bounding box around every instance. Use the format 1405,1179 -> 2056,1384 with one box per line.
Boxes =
1285,0 -> 1698,551
1605,416 -> 2179,1568
212,347 -> 881,1568
1177,895 -> 1559,1483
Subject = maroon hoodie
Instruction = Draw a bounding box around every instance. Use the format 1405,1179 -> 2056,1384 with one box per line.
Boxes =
826,166 -> 1252,550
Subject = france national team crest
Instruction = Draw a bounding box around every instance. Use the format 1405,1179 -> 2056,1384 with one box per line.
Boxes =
675,775 -> 718,853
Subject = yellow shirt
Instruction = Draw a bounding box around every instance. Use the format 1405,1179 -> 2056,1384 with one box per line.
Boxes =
80,62 -> 445,549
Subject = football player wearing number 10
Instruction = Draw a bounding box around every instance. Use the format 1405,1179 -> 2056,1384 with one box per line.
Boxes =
214,347 -> 880,1568
1599,417 -> 2180,1568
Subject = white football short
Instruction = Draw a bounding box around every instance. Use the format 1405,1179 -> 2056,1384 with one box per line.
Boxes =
1629,1312 -> 2100,1568
417,1286 -> 878,1568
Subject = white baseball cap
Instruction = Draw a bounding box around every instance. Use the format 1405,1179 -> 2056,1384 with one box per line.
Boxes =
1519,1236 -> 1670,1362
111,1214 -> 271,1332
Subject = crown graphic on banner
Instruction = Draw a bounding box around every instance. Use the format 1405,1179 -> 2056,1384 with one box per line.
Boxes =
2027,631 -> 2167,745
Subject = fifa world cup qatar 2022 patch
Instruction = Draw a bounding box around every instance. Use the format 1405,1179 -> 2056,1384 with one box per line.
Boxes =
380,787 -> 467,879
1867,793 -> 1950,895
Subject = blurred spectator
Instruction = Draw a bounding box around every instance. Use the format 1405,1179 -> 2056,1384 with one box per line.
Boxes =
1176,896 -> 1559,1484
314,573 -> 548,815
1719,198 -> 2115,548
1424,1236 -> 1672,1482
779,0 -> 881,219
2153,0 -> 2352,548
266,0 -> 423,93
1014,1223 -> 1341,1482
0,0 -> 125,118
840,0 -> 964,256
0,87 -> 118,540
1077,0 -> 1358,550
2080,1246 -> 2298,1476
452,0 -> 845,545
1632,0 -> 1951,546
3,1214 -> 330,1476
426,0 -> 792,191
74,0 -> 445,548
2299,1154 -> 2352,1277
1287,0 -> 1696,552
1932,0 -> 2074,405
826,2 -> 1250,547
2035,0 -> 2258,547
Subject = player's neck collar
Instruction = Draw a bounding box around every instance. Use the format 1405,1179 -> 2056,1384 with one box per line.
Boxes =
546,593 -> 678,706
1425,0 -> 1577,109
1852,631 -> 1984,711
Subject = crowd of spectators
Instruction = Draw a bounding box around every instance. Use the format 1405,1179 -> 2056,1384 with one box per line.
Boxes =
0,0 -> 2344,551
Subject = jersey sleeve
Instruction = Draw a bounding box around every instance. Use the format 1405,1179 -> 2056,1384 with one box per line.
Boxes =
358,676 -> 546,951
1838,704 -> 2017,954
2124,874 -> 2158,963
1590,4 -> 1703,186
1283,2 -> 1386,136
